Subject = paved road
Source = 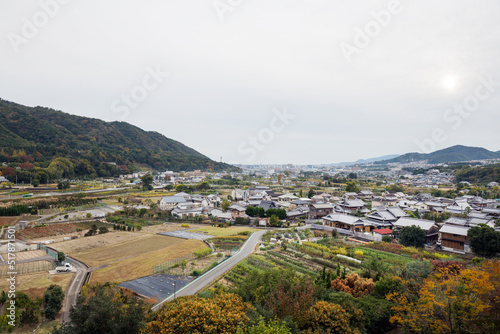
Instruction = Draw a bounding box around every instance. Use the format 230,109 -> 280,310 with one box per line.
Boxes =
152,229 -> 266,311
61,256 -> 88,323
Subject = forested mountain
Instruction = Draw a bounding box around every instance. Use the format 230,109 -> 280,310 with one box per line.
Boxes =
378,145 -> 500,164
0,98 -> 236,177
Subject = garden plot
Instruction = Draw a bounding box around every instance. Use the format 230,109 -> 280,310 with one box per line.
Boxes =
0,250 -> 46,261
159,230 -> 214,240
0,217 -> 18,227
120,274 -> 193,301
17,223 -> 80,240
0,260 -> 54,277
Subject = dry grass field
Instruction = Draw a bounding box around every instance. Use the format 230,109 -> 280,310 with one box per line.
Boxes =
0,250 -> 45,261
73,235 -> 185,268
0,261 -> 54,277
0,271 -> 74,299
189,226 -> 258,237
90,238 -> 207,284
52,231 -> 151,254
51,223 -> 209,284
138,223 -> 188,235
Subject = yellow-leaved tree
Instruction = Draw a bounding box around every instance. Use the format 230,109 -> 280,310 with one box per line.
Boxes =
387,260 -> 500,334
143,293 -> 253,334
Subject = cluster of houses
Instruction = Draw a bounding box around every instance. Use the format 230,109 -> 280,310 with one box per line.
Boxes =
158,185 -> 499,254
319,190 -> 499,253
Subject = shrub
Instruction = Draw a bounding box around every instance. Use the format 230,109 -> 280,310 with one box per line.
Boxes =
331,273 -> 374,297
382,235 -> 393,243
194,248 -> 212,259
181,223 -> 190,228
354,250 -> 364,257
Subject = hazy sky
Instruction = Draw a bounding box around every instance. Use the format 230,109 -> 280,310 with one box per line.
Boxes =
1,0 -> 499,165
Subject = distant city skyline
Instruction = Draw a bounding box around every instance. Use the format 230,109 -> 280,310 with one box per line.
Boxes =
1,0 -> 499,164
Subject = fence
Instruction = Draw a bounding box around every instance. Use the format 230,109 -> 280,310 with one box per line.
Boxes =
153,253 -> 196,274
40,244 -> 71,265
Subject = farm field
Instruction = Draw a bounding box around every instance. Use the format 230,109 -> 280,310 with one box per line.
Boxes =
17,223 -> 80,240
90,239 -> 208,284
74,220 -> 112,230
26,229 -> 88,244
189,226 -> 258,237
51,231 -> 152,254
0,271 -> 74,299
0,250 -> 46,261
211,235 -> 248,252
72,235 -> 185,268
137,223 -> 187,235
0,260 -> 54,277
0,217 -> 18,227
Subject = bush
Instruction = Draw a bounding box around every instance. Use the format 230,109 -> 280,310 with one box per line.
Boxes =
181,223 -> 190,228
194,248 -> 212,259
192,269 -> 201,277
382,235 -> 393,243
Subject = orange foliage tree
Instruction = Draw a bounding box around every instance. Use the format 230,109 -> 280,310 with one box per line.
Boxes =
387,260 -> 500,334
302,301 -> 362,334
331,273 -> 374,297
266,280 -> 316,326
142,293 -> 253,334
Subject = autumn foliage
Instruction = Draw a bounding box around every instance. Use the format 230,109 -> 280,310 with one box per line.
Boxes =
266,280 -> 316,326
143,293 -> 253,334
302,301 -> 362,334
331,273 -> 374,298
388,260 -> 500,334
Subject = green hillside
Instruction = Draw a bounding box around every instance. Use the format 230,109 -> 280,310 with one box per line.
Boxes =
0,98 -> 237,177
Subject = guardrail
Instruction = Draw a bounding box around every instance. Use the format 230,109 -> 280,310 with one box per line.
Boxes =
151,230 -> 262,311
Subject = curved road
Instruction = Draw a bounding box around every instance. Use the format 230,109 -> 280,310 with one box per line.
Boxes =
1,235 -> 90,324
61,256 -> 88,323
152,229 -> 266,311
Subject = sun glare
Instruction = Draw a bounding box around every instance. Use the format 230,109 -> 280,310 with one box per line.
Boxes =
442,76 -> 457,91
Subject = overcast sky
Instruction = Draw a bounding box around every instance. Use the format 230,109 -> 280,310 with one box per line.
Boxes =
1,0 -> 499,165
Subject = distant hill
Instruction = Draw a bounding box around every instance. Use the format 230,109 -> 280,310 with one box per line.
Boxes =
378,145 -> 500,164
333,154 -> 401,166
0,98 -> 236,174
358,154 -> 401,164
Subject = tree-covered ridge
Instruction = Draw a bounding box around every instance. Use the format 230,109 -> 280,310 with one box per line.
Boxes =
378,145 -> 500,164
454,163 -> 500,185
0,98 -> 237,173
